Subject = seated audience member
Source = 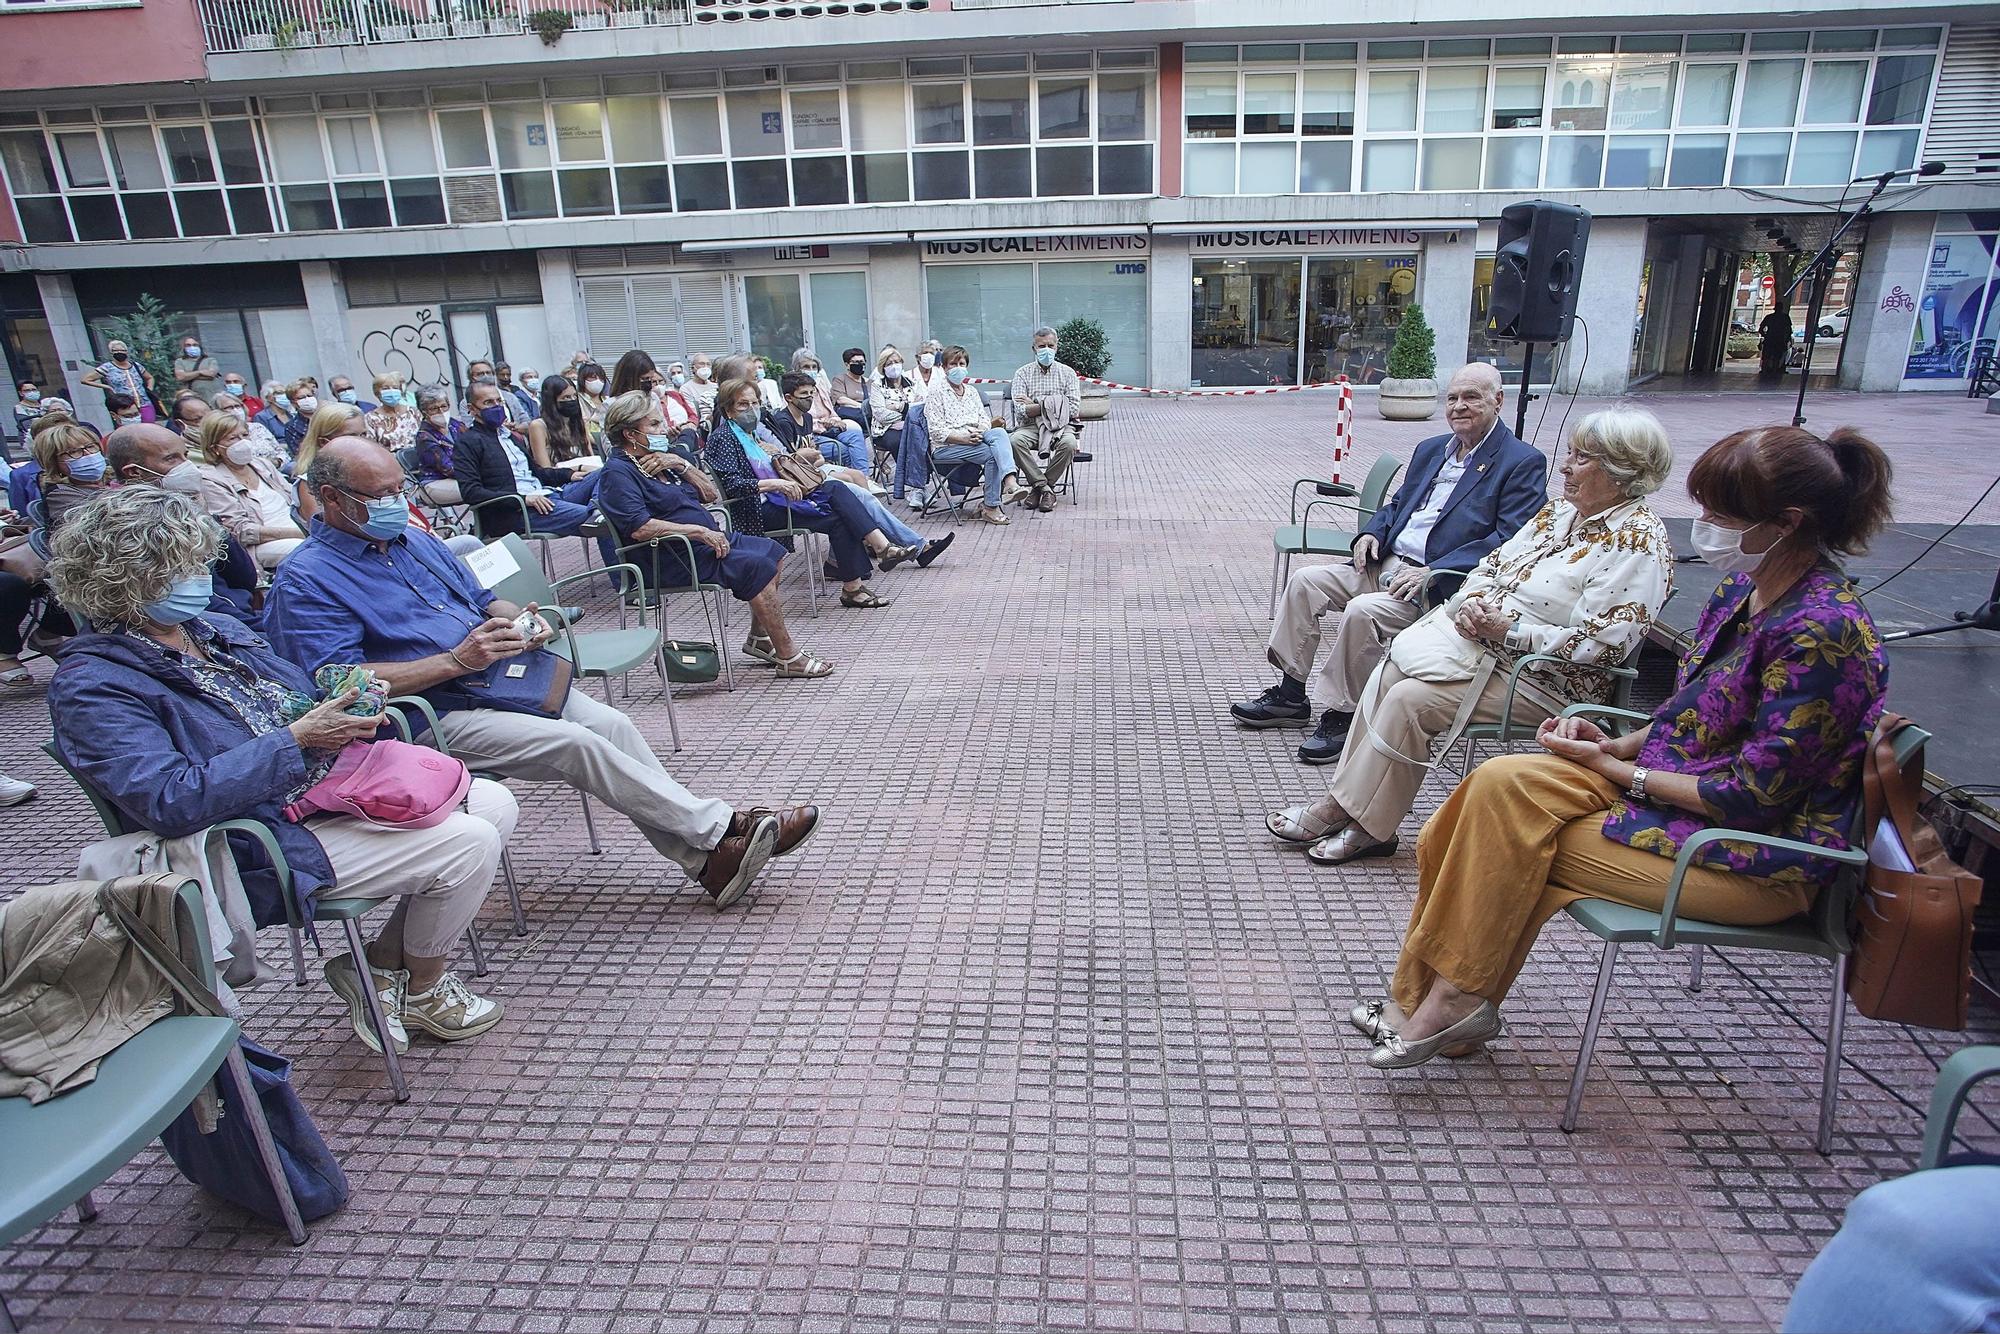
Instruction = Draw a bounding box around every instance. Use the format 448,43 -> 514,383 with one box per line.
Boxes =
922,345 -> 1022,525
1783,1164 -> 2000,1334
1269,409 -> 1675,865
456,361 -> 500,421
169,392 -> 210,446
252,380 -> 299,448
46,486 -> 510,1051
454,378 -> 605,556
597,392 -> 834,679
273,378 -> 319,455
495,363 -> 536,421
412,387 -> 465,506
1006,326 -> 1080,513
830,347 -> 870,431
328,374 -> 375,414
658,360 -> 703,444
606,350 -> 667,416
1233,363 -> 1547,760
685,353 -> 718,421
292,401 -> 370,524
527,374 -> 603,480
574,360 -> 610,441
221,371 -> 261,415
193,410 -> 307,570
1357,425 -> 1892,1068
211,390 -> 286,470
101,393 -> 140,429
265,437 -> 815,907
1,507 -> 74,685
364,373 -> 420,453
704,378 -> 916,609
868,347 -> 913,467
908,340 -> 947,400
787,350 -> 869,470
33,422 -> 117,532
104,423 -> 263,622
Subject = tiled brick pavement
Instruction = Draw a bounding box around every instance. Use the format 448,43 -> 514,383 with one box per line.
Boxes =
2,386 -> 1997,1333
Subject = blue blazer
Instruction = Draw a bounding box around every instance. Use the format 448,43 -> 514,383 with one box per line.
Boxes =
1360,421 -> 1547,576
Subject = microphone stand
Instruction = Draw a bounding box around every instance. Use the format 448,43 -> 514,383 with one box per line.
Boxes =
1784,171 -> 1899,429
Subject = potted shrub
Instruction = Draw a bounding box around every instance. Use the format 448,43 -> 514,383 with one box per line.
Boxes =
1055,315 -> 1112,420
1378,304 -> 1439,421
527,7 -> 572,41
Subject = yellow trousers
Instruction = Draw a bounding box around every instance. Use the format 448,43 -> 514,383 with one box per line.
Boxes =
1390,752 -> 1812,1014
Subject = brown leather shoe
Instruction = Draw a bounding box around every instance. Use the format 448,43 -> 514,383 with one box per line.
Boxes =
748,803 -> 820,856
698,813 -> 779,908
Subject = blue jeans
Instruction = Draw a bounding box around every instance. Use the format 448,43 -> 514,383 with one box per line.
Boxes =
1784,1166 -> 2000,1333
835,481 -> 922,549
931,427 -> 1012,505
820,424 -> 870,471
528,479 -> 616,564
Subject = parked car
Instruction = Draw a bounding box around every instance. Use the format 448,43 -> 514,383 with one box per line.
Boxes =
1818,308 -> 1850,338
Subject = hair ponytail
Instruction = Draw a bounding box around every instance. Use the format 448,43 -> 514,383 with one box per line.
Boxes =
1821,427 -> 1893,554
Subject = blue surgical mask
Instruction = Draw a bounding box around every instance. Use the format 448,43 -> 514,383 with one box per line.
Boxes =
670,372 -> 686,388
1036,347 -> 1056,368
354,492 -> 410,541
183,345 -> 202,358
379,388 -> 404,408
67,451 -> 108,481
336,389 -> 359,405
274,393 -> 292,410
144,573 -> 212,625
520,378 -> 540,395
645,433 -> 676,453
479,404 -> 510,429
946,366 -> 968,386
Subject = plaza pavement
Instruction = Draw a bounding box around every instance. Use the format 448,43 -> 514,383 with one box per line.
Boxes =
1,384 -> 1996,1332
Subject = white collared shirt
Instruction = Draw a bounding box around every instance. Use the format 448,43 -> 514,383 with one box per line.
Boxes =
1393,419 -> 1499,564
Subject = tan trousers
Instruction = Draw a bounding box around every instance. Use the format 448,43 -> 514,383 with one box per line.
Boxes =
436,690 -> 731,879
1326,660 -> 1554,843
1391,753 -> 1811,1014
1007,426 -> 1077,488
309,777 -> 517,958
1266,557 -> 1424,712
252,537 -> 305,571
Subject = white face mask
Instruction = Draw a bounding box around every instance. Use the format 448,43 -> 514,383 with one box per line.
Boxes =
1689,518 -> 1775,576
694,366 -> 712,381
884,363 -> 903,381
224,441 -> 257,467
917,352 -> 935,370
583,379 -> 605,396
295,395 -> 319,414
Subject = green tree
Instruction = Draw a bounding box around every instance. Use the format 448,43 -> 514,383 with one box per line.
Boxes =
95,293 -> 188,401
1385,304 -> 1437,380
1054,317 -> 1111,380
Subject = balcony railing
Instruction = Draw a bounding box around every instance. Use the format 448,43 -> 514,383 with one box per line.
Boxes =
688,0 -> 929,17
198,0 -> 691,53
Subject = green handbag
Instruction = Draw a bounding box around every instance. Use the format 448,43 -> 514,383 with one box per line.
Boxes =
661,639 -> 721,684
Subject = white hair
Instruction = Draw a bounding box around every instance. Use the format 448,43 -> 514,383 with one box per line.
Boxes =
1570,406 -> 1675,498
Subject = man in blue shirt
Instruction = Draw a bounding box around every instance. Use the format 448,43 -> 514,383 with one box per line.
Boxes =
263,437 -> 818,908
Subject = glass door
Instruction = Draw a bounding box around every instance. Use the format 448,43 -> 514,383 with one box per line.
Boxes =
442,304 -> 498,400
743,274 -> 806,363
1191,258 -> 1300,386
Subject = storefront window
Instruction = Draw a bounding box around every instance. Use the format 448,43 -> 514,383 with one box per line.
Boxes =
809,271 -> 871,366
1192,260 -> 1300,386
925,262 -> 1036,375
1304,256 -> 1417,383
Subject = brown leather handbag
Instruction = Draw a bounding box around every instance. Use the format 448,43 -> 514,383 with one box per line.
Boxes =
1846,713 -> 1983,1030
771,450 -> 826,498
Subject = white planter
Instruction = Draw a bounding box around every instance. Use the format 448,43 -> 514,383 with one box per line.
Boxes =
375,22 -> 411,38
1078,385 -> 1111,421
321,25 -> 355,41
412,20 -> 447,35
571,12 -> 607,26
242,31 -> 276,47
611,9 -> 651,23
1377,376 -> 1439,421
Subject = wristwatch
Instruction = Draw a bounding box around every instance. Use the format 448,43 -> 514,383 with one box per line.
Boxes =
1628,766 -> 1650,801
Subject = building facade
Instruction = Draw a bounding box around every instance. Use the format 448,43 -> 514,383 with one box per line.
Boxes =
1,0 -> 1997,429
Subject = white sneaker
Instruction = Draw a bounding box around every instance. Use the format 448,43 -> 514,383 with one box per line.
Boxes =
323,953 -> 409,1054
401,972 -> 503,1041
0,772 -> 36,807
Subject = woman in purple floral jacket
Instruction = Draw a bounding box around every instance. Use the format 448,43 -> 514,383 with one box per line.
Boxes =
1359,424 -> 1894,1069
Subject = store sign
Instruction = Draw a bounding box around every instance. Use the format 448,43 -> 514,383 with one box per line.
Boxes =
924,234 -> 1150,258
774,245 -> 832,261
1191,228 -> 1435,252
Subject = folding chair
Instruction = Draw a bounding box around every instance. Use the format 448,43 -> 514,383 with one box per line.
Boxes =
1269,454 -> 1402,617
382,698 -> 530,937
1,877 -> 308,1332
465,494 -> 559,576
1442,638 -> 1647,779
1553,707 -> 1929,1155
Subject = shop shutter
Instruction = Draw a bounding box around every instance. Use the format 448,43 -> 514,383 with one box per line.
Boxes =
1927,25 -> 2000,178
443,176 -> 502,225
677,273 -> 738,362
579,277 -> 637,355
631,275 -> 682,361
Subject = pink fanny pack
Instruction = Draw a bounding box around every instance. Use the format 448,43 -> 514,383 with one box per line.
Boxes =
283,740 -> 471,829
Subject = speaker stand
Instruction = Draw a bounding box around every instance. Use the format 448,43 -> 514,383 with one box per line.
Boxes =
1513,341 -> 1539,439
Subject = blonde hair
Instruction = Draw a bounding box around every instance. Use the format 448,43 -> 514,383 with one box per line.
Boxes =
31,422 -> 100,481
192,409 -> 245,466
372,370 -> 405,397
295,402 -> 364,477
48,489 -> 222,628
1570,407 -> 1674,498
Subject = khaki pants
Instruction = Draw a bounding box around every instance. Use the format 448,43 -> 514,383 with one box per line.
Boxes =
1007,426 -> 1077,488
1267,557 -> 1425,712
1391,753 -> 1810,1014
435,690 -> 730,879
308,777 -> 517,958
1326,659 -> 1554,843
252,537 -> 305,571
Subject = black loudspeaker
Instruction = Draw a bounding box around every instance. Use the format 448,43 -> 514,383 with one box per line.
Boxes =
1489,200 -> 1591,343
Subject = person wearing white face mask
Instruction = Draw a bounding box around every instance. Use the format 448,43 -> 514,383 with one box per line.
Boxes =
908,339 -> 947,400
686,353 -> 718,420
1355,422 -> 1895,1072
107,421 -> 206,498
192,410 -> 306,570
363,372 -> 420,453
573,359 -> 610,442
867,346 -> 914,474
211,391 -> 286,471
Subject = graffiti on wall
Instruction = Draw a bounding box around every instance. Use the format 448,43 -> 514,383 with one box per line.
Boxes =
357,307 -> 453,388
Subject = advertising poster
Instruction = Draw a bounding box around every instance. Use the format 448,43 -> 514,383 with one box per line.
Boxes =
1905,218 -> 2000,381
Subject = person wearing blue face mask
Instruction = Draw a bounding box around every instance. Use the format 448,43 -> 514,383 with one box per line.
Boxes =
923,345 -> 1023,525
1006,326 -> 1081,514
451,380 -> 612,564
47,485 -> 515,1057
31,420 -> 117,534
327,375 -> 375,414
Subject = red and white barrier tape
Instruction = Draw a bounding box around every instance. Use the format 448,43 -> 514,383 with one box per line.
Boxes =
1330,375 -> 1353,486
963,376 -> 1353,398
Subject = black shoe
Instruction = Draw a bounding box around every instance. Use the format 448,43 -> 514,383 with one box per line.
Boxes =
1230,686 -> 1312,730
1296,710 -> 1355,765
915,531 -> 954,568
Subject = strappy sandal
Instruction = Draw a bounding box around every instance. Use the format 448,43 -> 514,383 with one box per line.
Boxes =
773,651 -> 834,679
876,542 -> 921,571
840,586 -> 891,609
1266,803 -> 1344,844
742,633 -> 782,666
0,660 -> 30,687
967,505 -> 1010,526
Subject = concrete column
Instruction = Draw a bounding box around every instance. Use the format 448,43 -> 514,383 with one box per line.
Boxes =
1657,233 -> 1708,378
1148,234 -> 1192,390
1559,216 -> 1648,395
868,242 -> 925,355
537,249 -> 583,366
1419,228 -> 1476,375
298,261 -> 356,385
1841,210 -> 1935,393
34,272 -> 108,432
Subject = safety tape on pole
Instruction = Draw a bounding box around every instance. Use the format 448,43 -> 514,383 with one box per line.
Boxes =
962,376 -> 1355,398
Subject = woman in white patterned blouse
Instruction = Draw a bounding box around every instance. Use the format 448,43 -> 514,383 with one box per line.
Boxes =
1268,407 -> 1677,865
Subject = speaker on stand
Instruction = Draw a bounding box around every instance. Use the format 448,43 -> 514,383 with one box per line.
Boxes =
1489,200 -> 1591,439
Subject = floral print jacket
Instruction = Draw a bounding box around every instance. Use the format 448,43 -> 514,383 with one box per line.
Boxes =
1600,563 -> 1887,884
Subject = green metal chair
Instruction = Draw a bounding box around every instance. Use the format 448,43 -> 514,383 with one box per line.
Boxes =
615,505 -> 740,693
1,876 -> 307,1332
1269,453 -> 1403,618
1442,639 -> 1647,779
465,493 -> 558,576
1554,705 -> 1929,1155
38,743 -> 498,1105
381,698 -> 530,938
1920,1044 -> 2000,1170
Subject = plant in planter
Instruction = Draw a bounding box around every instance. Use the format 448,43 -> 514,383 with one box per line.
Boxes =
96,293 -> 190,404
455,0 -> 513,34
1055,316 -> 1113,419
527,7 -> 572,42
1378,304 -> 1439,421
365,0 -> 415,39
605,0 -> 656,25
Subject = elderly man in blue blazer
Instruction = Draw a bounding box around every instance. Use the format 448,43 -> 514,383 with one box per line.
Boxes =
1232,363 -> 1547,763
